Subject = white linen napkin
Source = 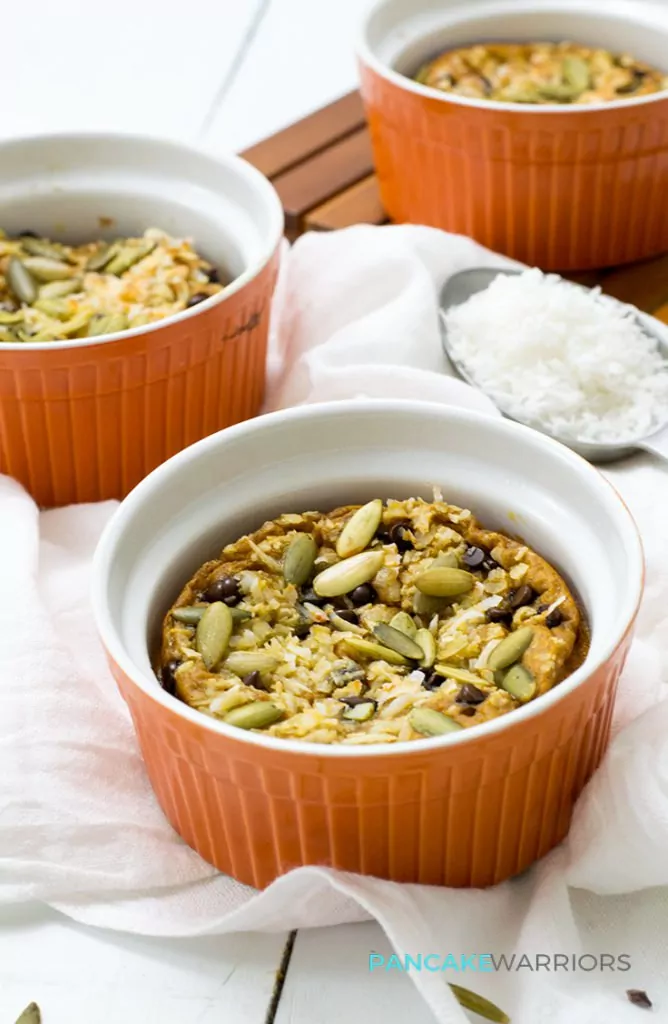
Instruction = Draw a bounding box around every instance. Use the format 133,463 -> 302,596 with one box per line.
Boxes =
1,225 -> 667,1024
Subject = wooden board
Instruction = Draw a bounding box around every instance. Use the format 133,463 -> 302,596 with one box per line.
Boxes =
241,90 -> 668,323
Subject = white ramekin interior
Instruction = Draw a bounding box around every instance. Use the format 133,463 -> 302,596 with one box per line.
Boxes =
0,133 -> 283,350
359,0 -> 668,112
92,400 -> 644,758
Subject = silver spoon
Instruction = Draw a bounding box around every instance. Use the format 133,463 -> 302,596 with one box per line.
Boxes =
439,267 -> 668,465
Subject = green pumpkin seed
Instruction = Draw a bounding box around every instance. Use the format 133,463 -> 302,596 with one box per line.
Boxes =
196,601 -> 233,670
537,82 -> 579,102
54,310 -> 92,337
224,650 -> 280,677
283,532 -> 317,586
373,622 -> 423,660
343,636 -> 408,666
413,591 -> 449,616
501,663 -> 536,702
86,313 -> 129,337
415,566 -> 475,597
32,297 -> 72,319
329,611 -> 366,635
22,256 -> 74,281
14,1003 -> 41,1024
0,327 -> 16,342
487,627 -> 534,671
224,701 -> 283,730
0,309 -> 24,324
342,701 -> 376,722
21,236 -> 71,262
562,55 -> 590,94
409,707 -> 463,736
38,278 -> 81,299
435,664 -> 487,685
7,258 -> 37,304
415,628 -> 436,668
336,498 -> 383,558
449,983 -> 509,1023
313,549 -> 384,598
105,241 -> 155,276
389,611 -> 417,638
86,243 -> 119,271
172,605 -> 207,625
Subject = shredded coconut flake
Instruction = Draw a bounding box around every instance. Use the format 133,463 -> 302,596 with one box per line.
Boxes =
445,268 -> 668,443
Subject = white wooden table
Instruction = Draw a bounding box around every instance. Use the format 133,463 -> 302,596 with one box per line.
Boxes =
0,2 -> 438,1021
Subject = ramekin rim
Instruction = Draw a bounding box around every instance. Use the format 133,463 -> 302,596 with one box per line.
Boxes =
0,130 -> 285,353
356,0 -> 668,116
92,398 -> 645,760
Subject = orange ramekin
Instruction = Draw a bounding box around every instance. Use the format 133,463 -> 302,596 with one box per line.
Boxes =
0,134 -> 283,508
92,401 -> 644,889
357,0 -> 668,270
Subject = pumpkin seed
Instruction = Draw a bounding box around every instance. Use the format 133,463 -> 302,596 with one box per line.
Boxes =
224,701 -> 283,730
32,297 -> 72,319
389,611 -> 417,638
105,241 -> 155,276
0,309 -> 24,324
224,650 -> 280,677
21,236 -> 71,261
85,313 -> 129,337
415,628 -> 436,668
343,636 -> 408,666
449,983 -> 509,1023
409,707 -> 462,736
7,258 -> 37,304
415,566 -> 475,597
329,611 -> 366,635
38,278 -> 81,299
86,243 -> 119,271
0,327 -> 16,342
562,55 -> 590,94
413,591 -> 449,616
53,310 -> 92,337
336,498 -> 383,558
196,601 -> 233,670
313,549 -> 384,598
537,82 -> 579,102
342,700 -> 376,722
501,663 -> 536,702
487,627 -> 534,671
14,1003 -> 41,1024
283,533 -> 317,586
435,664 -> 487,685
373,622 -> 423,660
22,256 -> 74,281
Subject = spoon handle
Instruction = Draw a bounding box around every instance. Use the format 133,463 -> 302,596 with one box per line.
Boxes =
639,424 -> 668,463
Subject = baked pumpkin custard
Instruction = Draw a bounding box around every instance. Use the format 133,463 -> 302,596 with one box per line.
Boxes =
159,496 -> 588,744
414,42 -> 668,104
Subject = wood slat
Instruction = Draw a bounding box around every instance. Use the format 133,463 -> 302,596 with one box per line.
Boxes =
272,128 -> 374,238
241,91 -> 365,179
305,175 -> 386,231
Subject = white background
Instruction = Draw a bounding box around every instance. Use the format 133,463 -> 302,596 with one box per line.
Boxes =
0,1 -> 440,1022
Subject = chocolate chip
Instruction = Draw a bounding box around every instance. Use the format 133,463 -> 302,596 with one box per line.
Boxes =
508,585 -> 536,610
487,604 -> 513,625
205,266 -> 221,283
204,575 -> 241,605
536,603 -> 549,614
242,670 -> 268,691
349,583 -> 377,606
186,293 -> 208,308
462,546 -> 486,570
388,520 -> 412,552
340,695 -> 376,709
335,609 -> 359,625
456,683 -> 486,705
423,671 -> 446,690
626,990 -> 652,1009
459,706 -> 477,717
161,659 -> 180,696
301,589 -> 325,606
545,608 -> 564,628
